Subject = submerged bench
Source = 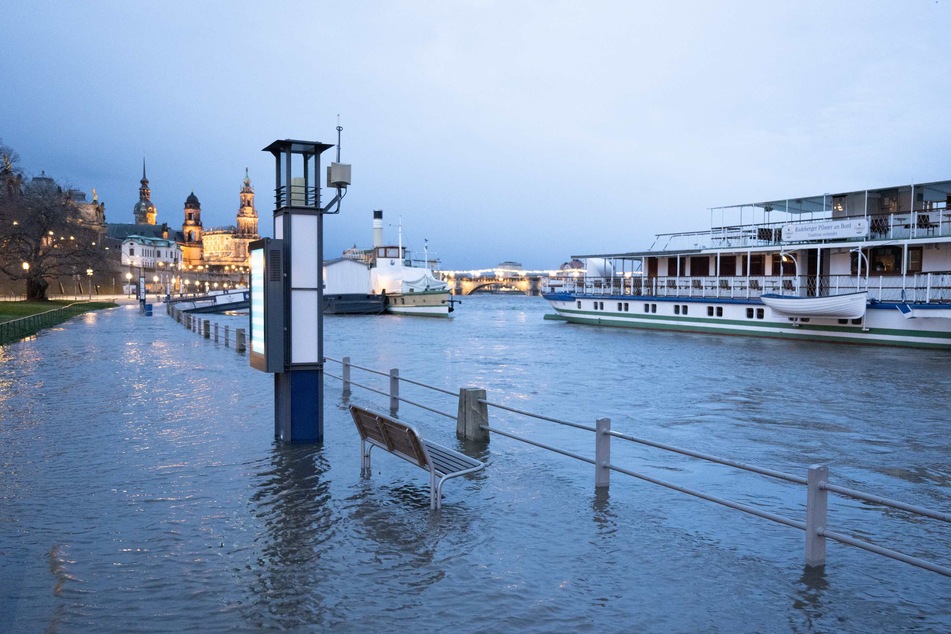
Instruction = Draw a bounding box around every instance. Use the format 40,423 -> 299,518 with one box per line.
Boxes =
349,404 -> 485,510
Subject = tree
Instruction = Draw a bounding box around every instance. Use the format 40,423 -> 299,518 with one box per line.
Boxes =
0,143 -> 108,301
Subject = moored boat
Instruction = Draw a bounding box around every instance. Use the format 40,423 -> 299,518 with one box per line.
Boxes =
544,179 -> 951,348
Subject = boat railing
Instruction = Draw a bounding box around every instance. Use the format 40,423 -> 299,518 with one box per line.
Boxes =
323,355 -> 950,577
550,272 -> 951,304
698,208 -> 951,249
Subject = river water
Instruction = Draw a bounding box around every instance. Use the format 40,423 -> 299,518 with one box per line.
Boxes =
1,295 -> 948,633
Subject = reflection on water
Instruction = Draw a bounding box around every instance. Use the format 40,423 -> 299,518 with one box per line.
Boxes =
0,299 -> 948,632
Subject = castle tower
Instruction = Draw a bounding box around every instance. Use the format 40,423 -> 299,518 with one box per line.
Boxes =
236,167 -> 258,237
181,191 -> 204,267
133,160 -> 158,225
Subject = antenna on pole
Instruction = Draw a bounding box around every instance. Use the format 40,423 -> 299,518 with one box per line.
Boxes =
336,114 -> 343,163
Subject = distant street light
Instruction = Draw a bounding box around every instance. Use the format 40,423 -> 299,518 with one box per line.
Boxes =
126,272 -> 133,298
22,262 -> 29,299
87,268 -> 93,301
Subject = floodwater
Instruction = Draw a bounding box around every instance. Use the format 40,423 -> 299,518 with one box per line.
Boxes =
1,295 -> 948,633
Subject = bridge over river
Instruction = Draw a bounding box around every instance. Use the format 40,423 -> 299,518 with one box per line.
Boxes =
436,267 -> 561,295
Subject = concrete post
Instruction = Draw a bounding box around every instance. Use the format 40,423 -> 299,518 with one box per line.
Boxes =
456,388 -> 489,441
224,325 -> 230,347
214,322 -> 219,342
595,417 -> 611,489
389,368 -> 399,415
203,320 -> 210,339
236,328 -> 246,353
805,464 -> 829,568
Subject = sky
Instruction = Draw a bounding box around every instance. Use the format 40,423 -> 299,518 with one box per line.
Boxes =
3,0 -> 951,270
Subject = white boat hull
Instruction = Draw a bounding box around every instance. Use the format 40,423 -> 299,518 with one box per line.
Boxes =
543,293 -> 951,349
385,290 -> 453,317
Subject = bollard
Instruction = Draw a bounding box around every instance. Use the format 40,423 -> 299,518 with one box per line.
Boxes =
389,368 -> 400,415
235,328 -> 246,353
456,388 -> 489,442
224,325 -> 230,347
595,417 -> 611,489
342,356 -> 351,396
805,464 -> 829,568
203,319 -> 210,338
214,322 -> 219,342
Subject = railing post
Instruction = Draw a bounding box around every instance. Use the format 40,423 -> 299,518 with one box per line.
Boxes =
389,368 -> 399,415
213,322 -> 219,342
203,319 -> 210,339
805,464 -> 829,568
456,388 -> 489,442
342,356 -> 351,397
595,417 -> 611,489
235,328 -> 246,353
224,325 -> 230,347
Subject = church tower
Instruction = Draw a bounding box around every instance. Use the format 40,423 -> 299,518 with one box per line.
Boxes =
181,191 -> 204,267
236,167 -> 258,237
133,160 -> 158,225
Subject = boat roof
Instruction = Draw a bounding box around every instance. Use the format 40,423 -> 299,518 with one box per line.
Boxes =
571,178 -> 951,260
711,179 -> 951,215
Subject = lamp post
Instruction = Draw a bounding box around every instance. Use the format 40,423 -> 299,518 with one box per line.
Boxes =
779,250 -> 799,294
125,272 -> 133,298
86,268 -> 93,300
259,136 -> 350,443
850,247 -> 870,291
22,262 -> 29,299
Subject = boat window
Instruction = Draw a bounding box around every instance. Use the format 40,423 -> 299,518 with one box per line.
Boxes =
746,308 -> 754,319
851,318 -> 862,325
644,303 -> 650,313
756,308 -> 764,319
707,306 -> 714,317
855,246 -> 903,275
682,305 -> 688,315
689,256 -> 710,276
577,301 -> 581,309
674,305 -> 680,315
908,247 -> 923,273
651,304 -> 657,314
718,256 -> 736,277
624,302 -> 629,312
749,254 -> 765,277
716,306 -> 723,317
838,319 -> 848,325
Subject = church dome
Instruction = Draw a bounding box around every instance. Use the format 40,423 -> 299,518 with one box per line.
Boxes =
186,191 -> 200,205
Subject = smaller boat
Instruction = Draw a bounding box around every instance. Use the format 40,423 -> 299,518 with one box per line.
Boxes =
760,291 -> 867,319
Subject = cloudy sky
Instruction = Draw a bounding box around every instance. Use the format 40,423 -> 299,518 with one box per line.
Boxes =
3,1 -> 950,269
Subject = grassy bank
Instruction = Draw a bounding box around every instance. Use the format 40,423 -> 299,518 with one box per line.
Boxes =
0,300 -> 118,344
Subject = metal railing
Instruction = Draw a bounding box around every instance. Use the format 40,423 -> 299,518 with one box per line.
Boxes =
323,356 -> 950,577
552,272 -> 951,304
167,304 -> 246,352
0,302 -> 91,345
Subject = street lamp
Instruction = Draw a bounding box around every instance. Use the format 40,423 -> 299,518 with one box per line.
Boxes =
125,272 -> 133,298
22,262 -> 29,299
86,268 -> 93,300
779,251 -> 799,295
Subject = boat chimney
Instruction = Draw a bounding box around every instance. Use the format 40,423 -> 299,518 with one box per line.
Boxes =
373,209 -> 384,248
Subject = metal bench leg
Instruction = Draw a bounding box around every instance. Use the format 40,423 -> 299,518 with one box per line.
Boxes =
361,441 -> 373,478
430,469 -> 439,510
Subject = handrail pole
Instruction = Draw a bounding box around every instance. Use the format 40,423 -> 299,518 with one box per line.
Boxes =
342,356 -> 351,396
805,464 -> 829,568
595,417 -> 611,489
389,368 -> 399,416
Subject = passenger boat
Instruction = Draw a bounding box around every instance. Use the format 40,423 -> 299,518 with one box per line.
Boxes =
543,179 -> 951,348
342,210 -> 454,317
